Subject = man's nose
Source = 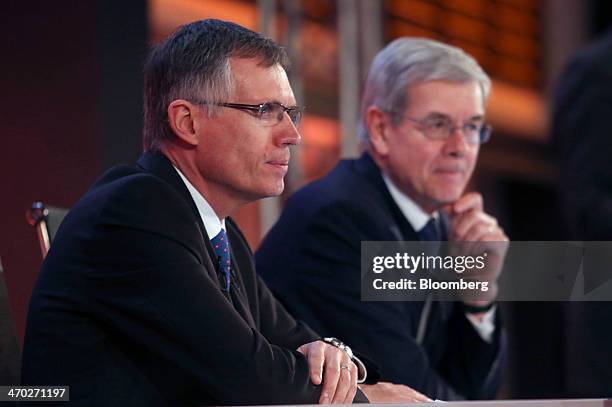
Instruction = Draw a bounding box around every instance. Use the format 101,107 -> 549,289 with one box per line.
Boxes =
443,126 -> 468,157
277,114 -> 301,146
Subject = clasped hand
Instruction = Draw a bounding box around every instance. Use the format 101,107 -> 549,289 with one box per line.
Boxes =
297,341 -> 358,404
446,192 -> 509,306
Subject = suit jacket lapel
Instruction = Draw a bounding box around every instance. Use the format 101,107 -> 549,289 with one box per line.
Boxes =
136,152 -> 220,283
354,152 -> 420,240
353,152 -> 455,335
137,152 -> 259,329
227,250 -> 257,328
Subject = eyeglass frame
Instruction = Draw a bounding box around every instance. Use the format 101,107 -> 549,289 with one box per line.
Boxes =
397,113 -> 492,145
190,100 -> 303,127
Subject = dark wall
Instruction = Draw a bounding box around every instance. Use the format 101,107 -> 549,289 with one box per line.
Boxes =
0,0 -> 147,344
590,0 -> 612,37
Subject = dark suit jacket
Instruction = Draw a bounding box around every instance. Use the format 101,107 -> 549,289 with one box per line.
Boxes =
552,29 -> 612,241
22,151 -> 355,406
552,30 -> 612,397
256,153 -> 503,400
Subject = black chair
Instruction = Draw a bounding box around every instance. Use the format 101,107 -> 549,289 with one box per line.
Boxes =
26,202 -> 69,258
0,257 -> 21,385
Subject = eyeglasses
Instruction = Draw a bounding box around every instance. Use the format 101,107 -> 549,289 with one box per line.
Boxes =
192,100 -> 303,126
404,115 -> 492,144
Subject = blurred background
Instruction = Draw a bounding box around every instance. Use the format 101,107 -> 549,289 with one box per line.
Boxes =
2,0 -> 612,398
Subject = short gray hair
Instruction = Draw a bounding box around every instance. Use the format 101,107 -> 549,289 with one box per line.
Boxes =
143,19 -> 289,152
357,37 -> 491,144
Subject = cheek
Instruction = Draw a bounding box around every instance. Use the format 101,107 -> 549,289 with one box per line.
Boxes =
467,150 -> 479,171
412,149 -> 439,178
226,138 -> 274,184
390,144 -> 429,181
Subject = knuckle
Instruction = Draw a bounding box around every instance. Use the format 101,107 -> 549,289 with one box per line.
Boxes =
329,365 -> 340,374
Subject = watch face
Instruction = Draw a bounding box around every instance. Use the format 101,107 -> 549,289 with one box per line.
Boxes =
324,337 -> 340,346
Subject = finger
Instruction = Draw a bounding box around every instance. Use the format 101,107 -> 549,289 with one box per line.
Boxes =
451,192 -> 483,214
409,388 -> 433,402
308,342 -> 325,386
456,212 -> 497,241
451,209 -> 483,240
342,362 -> 358,404
464,228 -> 507,261
330,355 -> 352,404
492,228 -> 509,243
463,221 -> 497,243
319,346 -> 341,404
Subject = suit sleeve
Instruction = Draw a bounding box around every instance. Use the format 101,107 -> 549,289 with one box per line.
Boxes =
226,219 -> 320,350
257,200 -> 501,400
77,179 -> 324,405
437,304 -> 504,400
227,220 -> 371,403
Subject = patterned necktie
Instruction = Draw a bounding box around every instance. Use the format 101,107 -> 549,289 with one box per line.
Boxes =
211,229 -> 231,292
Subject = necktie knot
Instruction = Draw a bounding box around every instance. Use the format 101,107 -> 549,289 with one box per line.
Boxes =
211,229 -> 231,292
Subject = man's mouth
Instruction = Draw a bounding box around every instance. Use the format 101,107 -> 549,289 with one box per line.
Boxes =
435,167 -> 464,175
267,160 -> 289,167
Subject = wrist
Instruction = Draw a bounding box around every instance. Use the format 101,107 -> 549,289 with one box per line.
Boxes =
320,337 -> 367,383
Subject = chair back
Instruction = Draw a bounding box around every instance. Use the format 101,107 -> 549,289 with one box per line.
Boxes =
26,202 -> 69,258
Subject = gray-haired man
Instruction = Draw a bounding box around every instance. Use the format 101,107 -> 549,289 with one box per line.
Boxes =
257,38 -> 508,401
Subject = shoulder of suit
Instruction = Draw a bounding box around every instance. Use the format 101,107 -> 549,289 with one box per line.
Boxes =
74,164 -> 197,230
286,159 -> 378,213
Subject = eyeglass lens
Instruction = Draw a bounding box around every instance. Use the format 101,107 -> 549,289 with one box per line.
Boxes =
259,103 -> 301,126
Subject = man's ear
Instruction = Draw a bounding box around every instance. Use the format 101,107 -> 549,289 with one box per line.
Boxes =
167,100 -> 200,146
366,106 -> 391,156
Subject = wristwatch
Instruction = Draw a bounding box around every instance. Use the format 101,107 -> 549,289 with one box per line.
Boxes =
322,337 -> 354,358
321,337 -> 367,383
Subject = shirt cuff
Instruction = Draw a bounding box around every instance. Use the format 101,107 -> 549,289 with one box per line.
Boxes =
465,306 -> 497,343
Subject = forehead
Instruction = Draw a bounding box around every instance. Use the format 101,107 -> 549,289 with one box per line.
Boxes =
404,80 -> 484,117
229,57 -> 295,105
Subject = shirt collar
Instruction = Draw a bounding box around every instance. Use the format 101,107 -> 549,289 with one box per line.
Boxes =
173,166 -> 225,240
382,174 -> 438,232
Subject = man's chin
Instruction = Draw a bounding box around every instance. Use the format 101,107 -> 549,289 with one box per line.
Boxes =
260,182 -> 285,199
432,191 -> 465,209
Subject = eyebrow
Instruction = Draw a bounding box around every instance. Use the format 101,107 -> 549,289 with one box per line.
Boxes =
467,115 -> 485,122
425,112 -> 484,122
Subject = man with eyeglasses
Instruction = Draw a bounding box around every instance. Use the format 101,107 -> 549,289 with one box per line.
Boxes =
257,38 -> 508,401
22,19 -> 379,405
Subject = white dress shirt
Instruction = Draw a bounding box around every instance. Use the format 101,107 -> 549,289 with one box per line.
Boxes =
173,166 -> 225,239
382,175 -> 496,343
